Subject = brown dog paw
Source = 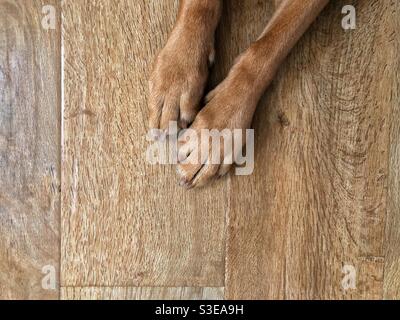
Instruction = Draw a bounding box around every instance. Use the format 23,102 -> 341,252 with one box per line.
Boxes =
176,60 -> 259,188
148,23 -> 215,137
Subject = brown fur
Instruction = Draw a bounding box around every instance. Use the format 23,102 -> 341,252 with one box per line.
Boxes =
149,0 -> 329,188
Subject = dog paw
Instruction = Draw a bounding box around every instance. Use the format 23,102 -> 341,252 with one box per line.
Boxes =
149,25 -> 215,137
176,64 -> 258,188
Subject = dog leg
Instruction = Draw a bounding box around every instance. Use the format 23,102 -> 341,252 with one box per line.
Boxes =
177,0 -> 329,188
148,0 -> 222,136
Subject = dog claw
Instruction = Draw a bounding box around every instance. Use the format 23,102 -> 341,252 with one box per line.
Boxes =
179,179 -> 188,187
179,179 -> 194,189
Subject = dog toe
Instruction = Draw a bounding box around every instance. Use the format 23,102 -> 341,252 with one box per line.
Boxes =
191,163 -> 220,188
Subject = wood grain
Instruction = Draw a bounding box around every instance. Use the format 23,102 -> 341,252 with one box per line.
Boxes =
0,0 -> 60,299
224,0 -> 397,299
383,0 -> 400,300
61,0 -> 226,287
2,0 -> 392,300
61,287 -> 224,300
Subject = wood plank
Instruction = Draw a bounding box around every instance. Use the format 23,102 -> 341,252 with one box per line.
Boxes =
61,0 -> 226,287
0,0 -> 60,299
225,0 -> 395,299
383,0 -> 400,300
61,287 -> 224,300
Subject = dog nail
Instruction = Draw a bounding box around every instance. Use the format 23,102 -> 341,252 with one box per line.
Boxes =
179,120 -> 188,129
179,179 -> 194,189
177,153 -> 186,163
179,179 -> 187,187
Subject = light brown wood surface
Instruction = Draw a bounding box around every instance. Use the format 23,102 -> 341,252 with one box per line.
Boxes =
1,0 -> 399,300
384,0 -> 400,300
61,287 -> 224,300
225,0 -> 399,299
0,0 -> 60,299
61,0 -> 226,288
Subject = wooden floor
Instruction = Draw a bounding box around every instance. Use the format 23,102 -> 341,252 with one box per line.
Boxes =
0,0 -> 399,300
